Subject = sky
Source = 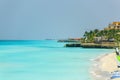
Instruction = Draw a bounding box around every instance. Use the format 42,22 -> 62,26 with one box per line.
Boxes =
0,0 -> 120,40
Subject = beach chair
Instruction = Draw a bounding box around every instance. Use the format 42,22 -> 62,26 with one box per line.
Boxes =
110,70 -> 120,79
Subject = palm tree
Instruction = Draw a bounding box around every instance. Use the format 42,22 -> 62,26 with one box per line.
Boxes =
114,32 -> 120,48
84,31 -> 89,38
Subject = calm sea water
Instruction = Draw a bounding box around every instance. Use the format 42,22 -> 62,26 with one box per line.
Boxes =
0,40 -> 114,80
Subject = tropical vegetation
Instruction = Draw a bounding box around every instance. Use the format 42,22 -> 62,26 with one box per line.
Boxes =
81,29 -> 120,45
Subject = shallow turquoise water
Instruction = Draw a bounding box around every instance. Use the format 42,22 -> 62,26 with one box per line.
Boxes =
0,40 -> 114,80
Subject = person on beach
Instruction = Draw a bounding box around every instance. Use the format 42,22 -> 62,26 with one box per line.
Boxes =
115,48 -> 120,68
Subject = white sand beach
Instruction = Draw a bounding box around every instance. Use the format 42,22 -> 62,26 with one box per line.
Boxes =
91,53 -> 120,80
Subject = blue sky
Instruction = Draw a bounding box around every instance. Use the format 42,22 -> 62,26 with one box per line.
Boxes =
0,0 -> 120,39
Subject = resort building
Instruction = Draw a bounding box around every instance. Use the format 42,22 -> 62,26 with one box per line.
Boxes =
94,36 -> 108,43
104,22 -> 120,30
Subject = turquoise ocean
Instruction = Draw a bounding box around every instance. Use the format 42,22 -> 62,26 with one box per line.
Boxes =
0,40 -> 114,80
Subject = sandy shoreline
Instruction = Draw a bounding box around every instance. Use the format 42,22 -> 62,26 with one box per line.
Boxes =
91,53 -> 120,80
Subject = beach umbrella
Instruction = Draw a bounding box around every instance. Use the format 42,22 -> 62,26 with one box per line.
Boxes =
116,56 -> 120,62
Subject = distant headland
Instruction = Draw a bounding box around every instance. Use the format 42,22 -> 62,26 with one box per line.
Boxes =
58,22 -> 120,48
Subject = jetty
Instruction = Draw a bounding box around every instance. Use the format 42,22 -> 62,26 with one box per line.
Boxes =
65,42 -> 116,49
